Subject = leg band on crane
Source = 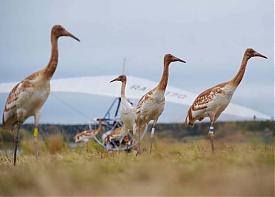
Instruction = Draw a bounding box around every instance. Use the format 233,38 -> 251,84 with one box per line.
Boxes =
151,128 -> 155,138
209,126 -> 214,135
33,127 -> 38,137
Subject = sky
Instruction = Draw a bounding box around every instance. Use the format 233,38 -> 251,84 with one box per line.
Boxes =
0,0 -> 274,124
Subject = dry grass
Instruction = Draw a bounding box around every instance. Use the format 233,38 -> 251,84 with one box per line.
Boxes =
45,133 -> 66,154
0,137 -> 274,196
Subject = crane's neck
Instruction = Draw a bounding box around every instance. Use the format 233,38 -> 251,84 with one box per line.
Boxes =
44,34 -> 59,80
121,81 -> 126,98
157,61 -> 170,91
230,55 -> 249,87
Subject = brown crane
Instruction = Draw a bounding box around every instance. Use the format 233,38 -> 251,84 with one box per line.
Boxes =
75,120 -> 105,143
135,54 -> 186,155
185,48 -> 267,152
2,25 -> 80,165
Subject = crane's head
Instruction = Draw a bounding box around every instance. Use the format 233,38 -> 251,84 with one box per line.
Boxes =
245,48 -> 267,59
52,25 -> 80,42
110,75 -> 127,83
164,54 -> 186,64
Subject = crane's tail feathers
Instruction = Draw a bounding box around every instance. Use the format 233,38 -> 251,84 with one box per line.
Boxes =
185,108 -> 196,127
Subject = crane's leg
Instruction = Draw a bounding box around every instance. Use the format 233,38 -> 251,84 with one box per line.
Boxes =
208,117 -> 215,153
149,120 -> 157,154
132,123 -> 137,135
136,124 -> 142,156
123,131 -> 130,153
209,124 -> 215,153
126,137 -> 129,153
34,112 -> 40,160
127,132 -> 135,153
13,124 -> 21,166
135,123 -> 148,156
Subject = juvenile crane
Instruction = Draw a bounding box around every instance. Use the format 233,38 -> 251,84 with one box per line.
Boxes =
185,48 -> 267,152
110,75 -> 136,135
103,127 -> 133,150
103,127 -> 124,145
2,25 -> 80,165
136,54 -> 186,154
75,120 -> 105,143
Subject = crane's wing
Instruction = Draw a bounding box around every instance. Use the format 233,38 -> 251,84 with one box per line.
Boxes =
106,127 -> 125,141
136,88 -> 155,108
136,88 -> 157,115
83,130 -> 98,137
191,83 -> 227,111
2,79 -> 34,129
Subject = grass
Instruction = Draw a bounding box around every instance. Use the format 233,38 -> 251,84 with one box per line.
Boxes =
0,134 -> 273,196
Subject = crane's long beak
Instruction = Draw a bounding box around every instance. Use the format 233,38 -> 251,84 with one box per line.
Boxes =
110,77 -> 119,83
174,57 -> 186,63
65,31 -> 80,42
254,51 -> 267,59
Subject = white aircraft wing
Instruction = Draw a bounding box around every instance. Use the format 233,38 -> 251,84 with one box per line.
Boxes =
0,75 -> 269,120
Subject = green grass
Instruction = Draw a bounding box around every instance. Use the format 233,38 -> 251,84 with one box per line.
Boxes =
0,135 -> 273,196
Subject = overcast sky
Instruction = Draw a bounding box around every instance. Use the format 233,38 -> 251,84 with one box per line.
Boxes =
0,0 -> 273,124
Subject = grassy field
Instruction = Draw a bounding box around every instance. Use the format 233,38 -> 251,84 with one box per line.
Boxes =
0,133 -> 274,196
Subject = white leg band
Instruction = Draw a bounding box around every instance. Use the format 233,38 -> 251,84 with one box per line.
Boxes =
151,128 -> 155,138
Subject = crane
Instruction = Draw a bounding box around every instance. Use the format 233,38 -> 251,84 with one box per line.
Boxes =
185,48 -> 267,152
135,54 -> 186,155
2,25 -> 80,165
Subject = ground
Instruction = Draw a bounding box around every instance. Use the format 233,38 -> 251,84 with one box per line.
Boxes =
0,135 -> 273,196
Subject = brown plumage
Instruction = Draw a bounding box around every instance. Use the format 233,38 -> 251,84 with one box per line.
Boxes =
135,54 -> 186,155
2,25 -> 80,165
185,48 -> 267,152
104,127 -> 125,143
102,126 -> 134,152
75,120 -> 104,143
